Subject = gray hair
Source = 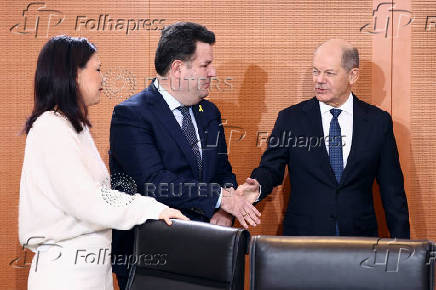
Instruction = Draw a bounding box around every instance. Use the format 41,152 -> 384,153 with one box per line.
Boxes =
341,47 -> 359,71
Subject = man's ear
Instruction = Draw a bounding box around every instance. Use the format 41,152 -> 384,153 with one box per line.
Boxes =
170,60 -> 183,78
349,68 -> 359,85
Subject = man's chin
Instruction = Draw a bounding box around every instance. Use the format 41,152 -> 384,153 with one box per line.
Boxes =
199,90 -> 210,99
315,94 -> 331,102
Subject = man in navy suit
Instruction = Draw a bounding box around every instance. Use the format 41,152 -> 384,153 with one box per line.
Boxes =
248,39 -> 410,238
109,22 -> 260,289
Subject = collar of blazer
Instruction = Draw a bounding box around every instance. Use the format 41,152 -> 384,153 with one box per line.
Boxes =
144,80 -> 218,180
301,93 -> 370,187
146,79 -> 215,124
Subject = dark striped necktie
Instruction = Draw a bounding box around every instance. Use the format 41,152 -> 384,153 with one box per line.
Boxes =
177,106 -> 202,177
329,108 -> 343,183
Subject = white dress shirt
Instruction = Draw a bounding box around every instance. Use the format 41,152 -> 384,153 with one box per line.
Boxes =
319,93 -> 354,168
154,79 -> 202,157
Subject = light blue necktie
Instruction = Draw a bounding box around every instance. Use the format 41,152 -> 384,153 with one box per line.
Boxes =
329,108 -> 343,236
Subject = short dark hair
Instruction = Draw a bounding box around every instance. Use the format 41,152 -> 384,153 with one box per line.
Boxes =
25,35 -> 96,134
154,22 -> 215,76
341,47 -> 359,71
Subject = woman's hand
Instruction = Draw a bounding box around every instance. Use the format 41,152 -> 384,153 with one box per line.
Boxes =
159,208 -> 190,225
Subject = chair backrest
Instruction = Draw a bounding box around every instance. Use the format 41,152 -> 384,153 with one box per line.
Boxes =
128,219 -> 250,290
250,236 -> 435,290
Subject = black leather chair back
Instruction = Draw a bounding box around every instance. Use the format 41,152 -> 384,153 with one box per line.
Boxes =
128,219 -> 250,290
250,236 -> 435,290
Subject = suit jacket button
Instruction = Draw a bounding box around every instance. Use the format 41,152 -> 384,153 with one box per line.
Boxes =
330,214 -> 336,220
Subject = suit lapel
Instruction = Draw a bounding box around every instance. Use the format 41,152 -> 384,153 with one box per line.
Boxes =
146,83 -> 200,179
302,98 -> 337,185
339,94 -> 369,186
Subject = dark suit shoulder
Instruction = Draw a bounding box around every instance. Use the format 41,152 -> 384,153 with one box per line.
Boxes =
199,99 -> 221,118
355,97 -> 392,122
114,88 -> 151,110
277,98 -> 316,117
200,99 -> 218,110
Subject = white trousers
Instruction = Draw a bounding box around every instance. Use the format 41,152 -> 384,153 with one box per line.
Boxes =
27,230 -> 114,290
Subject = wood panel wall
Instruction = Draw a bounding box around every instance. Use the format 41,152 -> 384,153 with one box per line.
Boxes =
1,0 -> 434,289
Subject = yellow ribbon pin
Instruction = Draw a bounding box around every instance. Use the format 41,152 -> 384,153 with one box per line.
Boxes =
199,105 -> 204,112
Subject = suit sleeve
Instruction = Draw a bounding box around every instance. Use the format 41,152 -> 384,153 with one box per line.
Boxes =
110,104 -> 220,219
251,110 -> 289,200
376,112 -> 410,239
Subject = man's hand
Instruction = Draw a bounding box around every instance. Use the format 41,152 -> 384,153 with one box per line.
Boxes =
220,187 -> 261,229
237,178 -> 260,203
210,209 -> 233,227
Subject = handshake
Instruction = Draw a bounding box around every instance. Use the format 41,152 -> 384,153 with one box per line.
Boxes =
211,178 -> 261,229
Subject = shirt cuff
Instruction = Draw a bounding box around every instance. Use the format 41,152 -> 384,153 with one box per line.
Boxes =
255,184 -> 261,202
215,188 -> 223,208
